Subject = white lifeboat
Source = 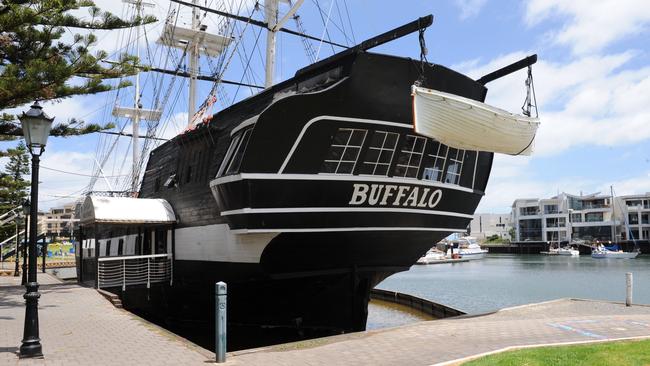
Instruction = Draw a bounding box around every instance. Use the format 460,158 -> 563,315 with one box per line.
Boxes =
411,86 -> 540,155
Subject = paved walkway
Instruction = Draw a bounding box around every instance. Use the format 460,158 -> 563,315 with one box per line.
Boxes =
226,299 -> 650,366
2,274 -> 650,366
1,274 -> 213,365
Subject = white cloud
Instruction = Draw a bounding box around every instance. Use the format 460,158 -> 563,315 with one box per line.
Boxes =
453,0 -> 488,20
525,0 -> 650,55
457,51 -> 650,156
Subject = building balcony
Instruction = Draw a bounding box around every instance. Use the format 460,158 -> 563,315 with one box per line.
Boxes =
571,220 -> 619,227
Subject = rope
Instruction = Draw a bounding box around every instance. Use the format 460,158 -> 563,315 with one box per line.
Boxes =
521,66 -> 538,118
416,22 -> 429,86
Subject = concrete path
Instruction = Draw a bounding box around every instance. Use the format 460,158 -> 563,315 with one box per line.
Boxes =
226,299 -> 650,366
1,274 -> 214,365
2,275 -> 650,366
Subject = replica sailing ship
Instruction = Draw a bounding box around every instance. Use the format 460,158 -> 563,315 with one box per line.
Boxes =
76,0 -> 539,349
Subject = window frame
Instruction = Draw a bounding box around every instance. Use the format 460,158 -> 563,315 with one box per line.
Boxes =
393,135 -> 427,179
359,130 -> 399,176
321,128 -> 368,175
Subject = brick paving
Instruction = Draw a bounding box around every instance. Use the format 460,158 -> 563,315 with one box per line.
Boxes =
2,274 -> 650,366
1,274 -> 213,366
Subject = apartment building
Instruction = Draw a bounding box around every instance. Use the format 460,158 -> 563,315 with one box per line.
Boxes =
38,203 -> 79,239
511,192 -> 627,243
469,213 -> 512,240
619,195 -> 650,241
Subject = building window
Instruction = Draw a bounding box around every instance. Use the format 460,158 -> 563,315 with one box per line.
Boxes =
546,217 -> 566,228
393,135 -> 426,178
585,212 -> 604,222
626,200 -> 643,207
118,239 -> 124,256
444,147 -> 464,185
421,141 -> 447,182
519,219 -> 542,241
544,205 -> 558,214
321,128 -> 368,174
105,240 -> 111,257
570,213 -> 582,223
642,213 -> 649,225
520,207 -> 538,216
629,214 -> 639,225
357,130 -> 398,176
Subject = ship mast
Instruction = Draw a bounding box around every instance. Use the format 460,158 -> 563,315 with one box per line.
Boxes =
158,1 -> 232,127
188,0 -> 199,126
264,0 -> 304,88
112,0 -> 161,195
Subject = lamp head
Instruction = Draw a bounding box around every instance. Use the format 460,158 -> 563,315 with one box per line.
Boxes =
22,199 -> 30,215
19,101 -> 54,155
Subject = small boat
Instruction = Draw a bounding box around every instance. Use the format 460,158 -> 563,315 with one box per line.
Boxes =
547,247 -> 580,256
412,83 -> 540,155
416,249 -> 447,264
446,236 -> 488,260
591,186 -> 640,259
591,244 -> 639,259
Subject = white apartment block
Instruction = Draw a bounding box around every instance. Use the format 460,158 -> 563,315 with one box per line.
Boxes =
38,203 -> 79,239
620,195 -> 650,241
510,192 -> 650,243
469,213 -> 512,240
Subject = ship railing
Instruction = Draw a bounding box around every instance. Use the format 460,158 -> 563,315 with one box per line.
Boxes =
97,253 -> 172,290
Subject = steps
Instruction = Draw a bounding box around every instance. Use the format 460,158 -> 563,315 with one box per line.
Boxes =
96,288 -> 123,309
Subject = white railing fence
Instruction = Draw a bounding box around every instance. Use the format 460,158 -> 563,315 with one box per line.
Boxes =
97,253 -> 172,290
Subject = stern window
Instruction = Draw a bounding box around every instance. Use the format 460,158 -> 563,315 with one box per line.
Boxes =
444,148 -> 465,185
393,135 -> 426,178
321,128 -> 367,174
217,128 -> 252,177
358,131 -> 399,176
421,141 -> 447,182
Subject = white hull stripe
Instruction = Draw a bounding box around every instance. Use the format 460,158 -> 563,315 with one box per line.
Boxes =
279,115 -> 411,173
230,227 -> 466,234
221,207 -> 474,219
210,173 -> 477,194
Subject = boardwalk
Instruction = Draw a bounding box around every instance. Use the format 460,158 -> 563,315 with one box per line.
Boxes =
2,274 -> 650,365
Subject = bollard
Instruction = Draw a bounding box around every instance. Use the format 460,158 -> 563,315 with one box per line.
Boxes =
626,272 -> 633,307
215,281 -> 227,363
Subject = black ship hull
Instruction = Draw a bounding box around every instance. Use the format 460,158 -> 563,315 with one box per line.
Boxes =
78,49 -> 494,350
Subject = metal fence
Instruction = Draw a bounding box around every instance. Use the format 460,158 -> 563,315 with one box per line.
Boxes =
97,253 -> 172,290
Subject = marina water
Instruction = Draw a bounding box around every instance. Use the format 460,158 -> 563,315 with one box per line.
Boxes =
372,254 -> 650,323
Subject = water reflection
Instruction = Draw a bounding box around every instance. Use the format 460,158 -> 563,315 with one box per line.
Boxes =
366,299 -> 433,330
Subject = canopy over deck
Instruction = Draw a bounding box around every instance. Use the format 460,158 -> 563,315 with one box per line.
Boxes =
79,196 -> 176,225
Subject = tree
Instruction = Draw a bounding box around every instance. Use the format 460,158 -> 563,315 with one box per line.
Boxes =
0,142 -> 30,239
0,0 -> 156,139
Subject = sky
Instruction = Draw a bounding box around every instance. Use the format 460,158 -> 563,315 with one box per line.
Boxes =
2,0 -> 650,213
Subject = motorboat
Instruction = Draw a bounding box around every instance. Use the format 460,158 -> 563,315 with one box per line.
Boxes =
591,245 -> 639,259
545,246 -> 580,256
446,236 -> 488,260
416,249 -> 447,264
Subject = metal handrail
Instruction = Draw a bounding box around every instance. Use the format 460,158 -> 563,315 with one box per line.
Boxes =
97,253 -> 172,290
98,253 -> 171,262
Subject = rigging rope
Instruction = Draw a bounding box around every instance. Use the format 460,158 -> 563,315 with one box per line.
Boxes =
521,65 -> 538,118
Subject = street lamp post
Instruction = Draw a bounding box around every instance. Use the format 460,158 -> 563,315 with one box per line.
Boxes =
18,102 -> 53,358
14,216 -> 20,276
21,200 -> 29,286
